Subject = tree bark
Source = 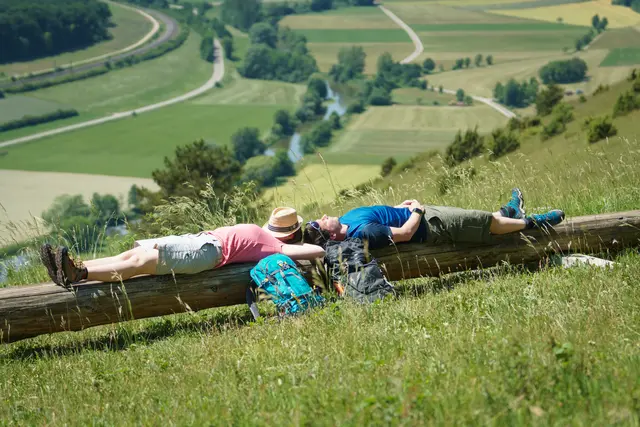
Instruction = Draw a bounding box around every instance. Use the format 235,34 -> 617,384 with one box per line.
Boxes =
1,210 -> 639,344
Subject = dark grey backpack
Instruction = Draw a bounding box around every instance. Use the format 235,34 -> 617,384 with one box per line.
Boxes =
324,238 -> 396,303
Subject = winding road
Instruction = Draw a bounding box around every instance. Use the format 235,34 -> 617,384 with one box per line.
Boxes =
0,4 -> 178,89
378,5 -> 516,119
0,39 -> 225,149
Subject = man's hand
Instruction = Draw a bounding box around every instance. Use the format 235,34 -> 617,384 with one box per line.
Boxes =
408,201 -> 423,211
396,199 -> 420,208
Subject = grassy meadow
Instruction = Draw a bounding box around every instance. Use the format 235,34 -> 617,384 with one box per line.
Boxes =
0,96 -> 69,123
282,7 -> 414,73
0,2 -> 155,77
1,79 -> 640,425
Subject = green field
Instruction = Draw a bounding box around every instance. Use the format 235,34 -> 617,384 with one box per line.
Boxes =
193,73 -> 305,106
0,96 -> 69,123
308,43 -> 413,73
0,2 -> 155,77
17,32 -> 212,117
419,30 -> 585,52
0,104 -> 283,177
2,80 -> 640,425
292,29 -> 411,43
392,87 -> 456,105
590,26 -> 640,50
600,47 -> 640,67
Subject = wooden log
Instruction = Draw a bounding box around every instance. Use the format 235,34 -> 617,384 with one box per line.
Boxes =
1,210 -> 639,344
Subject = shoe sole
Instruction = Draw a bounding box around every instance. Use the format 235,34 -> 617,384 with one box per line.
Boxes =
54,246 -> 71,289
513,188 -> 525,218
39,243 -> 59,285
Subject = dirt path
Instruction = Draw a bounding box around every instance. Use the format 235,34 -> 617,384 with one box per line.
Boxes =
0,39 -> 225,149
378,5 -> 516,119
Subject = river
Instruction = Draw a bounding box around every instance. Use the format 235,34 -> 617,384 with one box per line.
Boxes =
265,81 -> 347,163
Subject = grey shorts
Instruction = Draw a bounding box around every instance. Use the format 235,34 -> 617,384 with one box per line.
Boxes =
423,206 -> 493,245
134,233 -> 223,275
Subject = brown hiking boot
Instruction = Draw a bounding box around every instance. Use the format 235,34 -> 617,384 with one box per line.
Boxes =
38,243 -> 61,285
55,247 -> 87,287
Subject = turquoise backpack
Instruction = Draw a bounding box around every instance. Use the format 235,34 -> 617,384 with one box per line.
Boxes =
248,254 -> 325,318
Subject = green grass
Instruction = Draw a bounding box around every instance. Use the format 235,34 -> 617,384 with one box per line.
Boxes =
600,47 -> 640,67
291,29 -> 411,43
410,22 -> 588,31
392,87 -> 455,105
0,2 -> 155,76
20,31 -> 212,116
1,78 -> 640,426
0,104 -> 283,177
590,27 -> 640,50
0,96 -> 69,123
192,75 -> 306,106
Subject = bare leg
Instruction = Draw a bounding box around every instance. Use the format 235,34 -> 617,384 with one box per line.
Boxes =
86,246 -> 158,282
84,248 -> 139,268
489,212 -> 527,235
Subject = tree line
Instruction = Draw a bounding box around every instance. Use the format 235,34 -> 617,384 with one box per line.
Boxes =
0,0 -> 113,63
612,0 -> 640,13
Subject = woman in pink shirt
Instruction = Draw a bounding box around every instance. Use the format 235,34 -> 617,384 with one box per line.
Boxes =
40,207 -> 325,288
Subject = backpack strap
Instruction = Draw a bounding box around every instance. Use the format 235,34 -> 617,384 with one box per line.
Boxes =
245,285 -> 261,320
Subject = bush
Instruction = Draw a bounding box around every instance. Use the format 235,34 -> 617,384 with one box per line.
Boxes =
551,103 -> 574,124
232,127 -> 266,163
536,83 -> 564,116
0,109 -> 79,132
0,90 -> 4,99
613,91 -> 639,117
540,119 -> 565,140
347,100 -> 365,114
593,84 -> 610,96
380,157 -> 397,177
445,127 -> 484,167
367,86 -> 392,105
539,57 -> 588,84
221,37 -> 234,60
584,115 -> 617,143
301,121 -> 334,153
329,112 -> 341,129
488,128 -> 520,160
200,35 -> 215,62
437,165 -> 476,195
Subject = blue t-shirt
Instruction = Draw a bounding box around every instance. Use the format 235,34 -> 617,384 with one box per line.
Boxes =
339,205 -> 427,249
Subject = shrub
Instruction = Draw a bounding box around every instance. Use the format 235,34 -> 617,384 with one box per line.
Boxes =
445,127 -> 484,167
551,102 -> 574,124
368,87 -> 392,106
329,112 -> 341,129
380,157 -> 397,177
346,100 -> 365,114
584,115 -> 617,143
0,109 -> 79,132
301,121 -> 334,153
633,79 -> 640,93
535,83 -> 564,116
613,91 -> 639,117
593,84 -> 610,96
488,128 -> 520,160
437,165 -> 476,195
540,119 -> 565,140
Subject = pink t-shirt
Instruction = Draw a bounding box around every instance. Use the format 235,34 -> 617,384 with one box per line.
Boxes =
208,224 -> 285,268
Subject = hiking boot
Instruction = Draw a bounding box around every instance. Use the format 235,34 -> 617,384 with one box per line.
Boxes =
529,209 -> 565,229
55,247 -> 87,287
500,188 -> 525,219
39,243 -> 60,285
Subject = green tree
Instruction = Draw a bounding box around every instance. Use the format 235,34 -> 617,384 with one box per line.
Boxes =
591,14 -> 600,30
221,0 -> 262,31
584,115 -> 617,143
474,54 -> 483,67
613,90 -> 639,116
380,157 -> 397,177
486,55 -> 493,66
368,86 -> 392,105
422,57 -> 436,73
453,58 -> 464,70
221,36 -> 234,60
456,88 -> 465,102
90,193 -> 121,226
535,83 -> 564,116
307,77 -> 328,99
445,127 -> 484,167
600,17 -> 608,31
552,102 -> 574,124
488,128 -> 520,160
273,109 -> 296,136
438,85 -> 444,94
232,127 -> 266,163
329,46 -> 366,83
329,111 -> 341,129
249,22 -> 277,48
539,57 -> 588,84
152,140 -> 242,198
42,195 -> 91,225
464,57 -> 471,68
464,95 -> 474,106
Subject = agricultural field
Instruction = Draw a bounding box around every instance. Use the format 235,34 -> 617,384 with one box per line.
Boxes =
0,2 -> 155,77
281,7 -> 414,73
192,74 -> 306,106
13,32 -> 212,118
0,104 -> 283,178
324,104 -> 508,163
0,96 -> 69,123
0,170 -> 157,243
488,0 -> 640,28
391,87 -> 456,105
601,47 -> 640,67
264,163 -> 381,209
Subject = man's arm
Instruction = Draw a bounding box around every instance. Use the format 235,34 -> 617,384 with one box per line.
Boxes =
394,199 -> 419,209
281,243 -> 326,260
389,202 -> 424,243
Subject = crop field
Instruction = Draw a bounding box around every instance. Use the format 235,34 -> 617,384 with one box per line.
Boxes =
590,26 -> 640,50
392,87 -> 455,105
0,96 -> 69,124
282,6 -> 414,73
18,32 -> 212,117
383,3 -> 524,25
263,163 -> 380,208
321,105 -> 507,164
0,2 -> 155,77
601,47 -> 640,67
0,170 -> 157,243
0,104 -> 282,178
192,75 -> 305,106
488,0 -> 640,28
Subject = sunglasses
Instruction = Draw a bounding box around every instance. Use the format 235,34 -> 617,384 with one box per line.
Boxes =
306,220 -> 328,241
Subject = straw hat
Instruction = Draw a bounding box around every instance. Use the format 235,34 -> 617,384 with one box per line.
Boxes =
263,207 -> 303,238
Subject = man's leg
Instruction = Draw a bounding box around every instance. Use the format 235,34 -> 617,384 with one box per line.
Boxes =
85,246 -> 158,282
490,213 -> 526,234
83,248 -> 139,268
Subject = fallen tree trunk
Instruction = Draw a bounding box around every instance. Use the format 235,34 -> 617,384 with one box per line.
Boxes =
1,210 -> 639,343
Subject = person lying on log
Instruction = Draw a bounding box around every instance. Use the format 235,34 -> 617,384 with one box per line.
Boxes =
303,188 -> 566,250
39,207 -> 325,289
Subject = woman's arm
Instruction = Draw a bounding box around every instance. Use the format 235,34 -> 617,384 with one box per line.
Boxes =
281,243 -> 326,260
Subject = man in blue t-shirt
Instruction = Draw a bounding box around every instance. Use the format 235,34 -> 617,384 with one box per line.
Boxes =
303,188 -> 565,249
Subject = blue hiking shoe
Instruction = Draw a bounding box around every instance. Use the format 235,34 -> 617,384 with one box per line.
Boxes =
500,188 -> 525,219
529,209 -> 565,229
